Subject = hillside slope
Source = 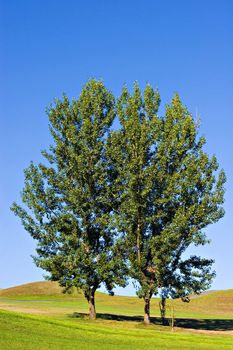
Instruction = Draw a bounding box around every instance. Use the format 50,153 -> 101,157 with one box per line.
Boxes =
0,281 -> 64,296
0,281 -> 232,319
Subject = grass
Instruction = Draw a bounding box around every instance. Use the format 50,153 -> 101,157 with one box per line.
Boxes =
1,309 -> 233,350
1,281 -> 233,320
0,281 -> 233,349
0,281 -> 68,296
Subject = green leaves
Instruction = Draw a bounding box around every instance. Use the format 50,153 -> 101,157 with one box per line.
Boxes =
11,80 -> 226,321
110,85 -> 226,305
11,80 -> 127,306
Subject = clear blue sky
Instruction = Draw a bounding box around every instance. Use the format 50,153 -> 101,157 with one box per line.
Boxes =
0,0 -> 232,295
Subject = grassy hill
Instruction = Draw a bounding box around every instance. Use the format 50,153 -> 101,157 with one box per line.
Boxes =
0,281 -> 82,297
0,281 -> 64,296
1,309 -> 233,350
0,281 -> 233,320
0,282 -> 232,349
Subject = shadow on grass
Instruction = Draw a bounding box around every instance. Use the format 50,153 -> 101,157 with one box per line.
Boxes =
71,312 -> 233,331
173,318 -> 233,331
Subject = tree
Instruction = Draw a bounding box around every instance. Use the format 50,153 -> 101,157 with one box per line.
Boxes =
158,255 -> 216,325
151,95 -> 226,324
108,83 -> 161,324
109,83 -> 225,324
11,80 -> 127,320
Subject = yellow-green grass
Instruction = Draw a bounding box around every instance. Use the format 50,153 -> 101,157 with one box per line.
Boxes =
0,281 -> 233,320
0,282 -> 233,349
0,281 -> 71,297
1,309 -> 233,350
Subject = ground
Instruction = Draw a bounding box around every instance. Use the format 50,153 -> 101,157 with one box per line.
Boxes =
0,281 -> 232,349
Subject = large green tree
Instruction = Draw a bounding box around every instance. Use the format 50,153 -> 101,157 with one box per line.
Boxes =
11,80 -> 127,320
109,83 -> 225,324
151,95 -> 225,324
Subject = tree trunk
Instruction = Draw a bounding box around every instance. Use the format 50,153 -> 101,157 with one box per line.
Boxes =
137,222 -> 141,265
170,301 -> 174,331
85,288 -> 96,320
160,297 -> 166,325
144,298 -> 151,325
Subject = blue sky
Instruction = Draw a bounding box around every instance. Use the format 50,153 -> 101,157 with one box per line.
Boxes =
0,0 -> 232,294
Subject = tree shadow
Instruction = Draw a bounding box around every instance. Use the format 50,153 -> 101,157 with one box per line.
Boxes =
71,312 -> 233,331
172,317 -> 233,331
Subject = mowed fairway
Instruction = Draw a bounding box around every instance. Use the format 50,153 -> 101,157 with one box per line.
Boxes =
0,282 -> 233,349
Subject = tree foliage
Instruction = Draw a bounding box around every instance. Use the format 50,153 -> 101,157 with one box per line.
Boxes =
12,80 -> 226,324
11,80 -> 127,319
108,83 -> 226,324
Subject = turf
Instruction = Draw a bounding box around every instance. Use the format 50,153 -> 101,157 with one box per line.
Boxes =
0,282 -> 232,349
1,309 -> 233,350
0,281 -> 233,320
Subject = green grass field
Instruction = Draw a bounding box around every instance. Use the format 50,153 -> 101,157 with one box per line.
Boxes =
0,282 -> 233,349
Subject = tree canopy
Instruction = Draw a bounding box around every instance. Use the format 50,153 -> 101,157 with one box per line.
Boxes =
108,83 -> 226,323
12,80 -> 226,324
11,80 -> 128,319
